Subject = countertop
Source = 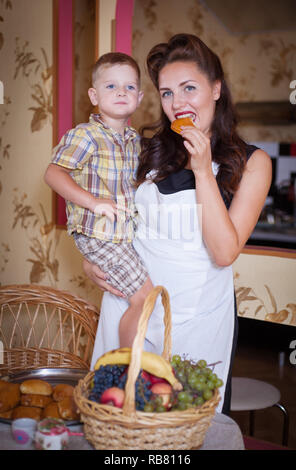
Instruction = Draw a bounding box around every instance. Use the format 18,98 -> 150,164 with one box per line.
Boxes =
0,412 -> 245,451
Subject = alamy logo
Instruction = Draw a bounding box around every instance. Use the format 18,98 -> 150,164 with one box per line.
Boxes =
289,339 -> 296,365
0,81 -> 3,104
290,80 -> 296,105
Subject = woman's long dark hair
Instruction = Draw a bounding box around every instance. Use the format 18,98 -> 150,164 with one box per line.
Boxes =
136,34 -> 247,202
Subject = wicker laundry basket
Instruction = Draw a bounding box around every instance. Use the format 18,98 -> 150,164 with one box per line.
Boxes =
74,286 -> 220,450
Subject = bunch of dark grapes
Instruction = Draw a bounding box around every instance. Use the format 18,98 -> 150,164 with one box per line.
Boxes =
117,369 -> 152,411
89,365 -> 152,410
170,355 -> 223,410
89,364 -> 127,402
135,376 -> 152,410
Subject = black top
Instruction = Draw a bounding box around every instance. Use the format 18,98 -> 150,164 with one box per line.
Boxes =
155,143 -> 259,208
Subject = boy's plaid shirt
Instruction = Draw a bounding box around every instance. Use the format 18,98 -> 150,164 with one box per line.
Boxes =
51,114 -> 140,243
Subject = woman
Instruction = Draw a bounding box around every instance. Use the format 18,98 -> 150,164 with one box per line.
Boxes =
84,34 -> 272,414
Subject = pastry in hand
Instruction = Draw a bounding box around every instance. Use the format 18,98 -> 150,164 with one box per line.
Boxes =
21,393 -> 53,408
171,115 -> 195,134
53,384 -> 74,402
12,405 -> 42,420
0,382 -> 20,412
42,401 -> 61,419
20,379 -> 52,396
57,396 -> 80,421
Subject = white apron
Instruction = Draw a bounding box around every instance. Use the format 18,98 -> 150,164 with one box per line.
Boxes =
91,163 -> 235,412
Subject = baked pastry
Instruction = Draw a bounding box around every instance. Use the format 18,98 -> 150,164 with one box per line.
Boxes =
171,116 -> 194,134
0,379 -> 9,391
20,379 -> 52,396
21,393 -> 52,408
42,401 -> 61,419
53,384 -> 74,402
0,382 -> 20,412
0,409 -> 13,419
12,405 -> 42,420
57,396 -> 80,421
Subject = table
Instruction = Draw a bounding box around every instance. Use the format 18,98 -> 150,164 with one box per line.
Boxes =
0,413 -> 245,450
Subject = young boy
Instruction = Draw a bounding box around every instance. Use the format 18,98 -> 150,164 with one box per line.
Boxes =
44,52 -> 153,348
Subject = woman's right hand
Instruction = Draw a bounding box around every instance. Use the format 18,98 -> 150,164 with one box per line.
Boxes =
82,259 -> 126,298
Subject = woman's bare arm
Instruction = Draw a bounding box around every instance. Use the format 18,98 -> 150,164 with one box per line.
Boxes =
181,125 -> 272,266
194,149 -> 272,266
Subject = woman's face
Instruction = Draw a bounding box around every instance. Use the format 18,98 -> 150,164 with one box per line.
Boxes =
158,61 -> 221,136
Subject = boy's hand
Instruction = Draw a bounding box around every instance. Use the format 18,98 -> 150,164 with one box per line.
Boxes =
93,198 -> 117,222
90,197 -> 131,222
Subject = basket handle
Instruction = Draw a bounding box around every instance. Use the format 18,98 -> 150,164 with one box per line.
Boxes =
122,285 -> 172,417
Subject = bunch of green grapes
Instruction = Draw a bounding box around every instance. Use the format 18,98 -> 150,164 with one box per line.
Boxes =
143,395 -> 168,413
170,355 -> 223,411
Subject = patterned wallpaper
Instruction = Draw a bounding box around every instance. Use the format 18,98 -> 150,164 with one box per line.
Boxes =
0,0 -> 100,306
233,251 -> 296,327
131,0 -> 296,142
74,0 -> 95,126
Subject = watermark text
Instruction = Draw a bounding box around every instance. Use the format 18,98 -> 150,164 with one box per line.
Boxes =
93,202 -> 203,249
289,339 -> 296,365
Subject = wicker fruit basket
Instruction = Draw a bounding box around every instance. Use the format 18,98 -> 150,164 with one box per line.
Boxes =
74,286 -> 220,450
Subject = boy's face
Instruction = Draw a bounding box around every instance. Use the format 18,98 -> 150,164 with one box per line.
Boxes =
88,64 -> 143,124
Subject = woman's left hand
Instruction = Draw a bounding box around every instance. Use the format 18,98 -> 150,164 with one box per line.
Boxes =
180,125 -> 212,175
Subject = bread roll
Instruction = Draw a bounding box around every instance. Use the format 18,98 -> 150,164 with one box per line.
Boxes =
42,401 -> 61,419
0,383 -> 20,412
12,405 -> 42,420
21,393 -> 52,408
57,396 -> 80,421
171,116 -> 194,134
0,409 -> 13,419
20,379 -> 52,396
0,379 -> 9,391
53,384 -> 74,402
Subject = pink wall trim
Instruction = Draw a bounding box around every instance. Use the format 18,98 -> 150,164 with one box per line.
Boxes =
57,0 -> 73,226
115,0 -> 134,55
58,0 -> 73,140
56,0 -> 135,226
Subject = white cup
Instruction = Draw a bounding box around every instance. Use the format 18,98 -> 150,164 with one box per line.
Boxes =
34,418 -> 69,450
11,418 -> 37,447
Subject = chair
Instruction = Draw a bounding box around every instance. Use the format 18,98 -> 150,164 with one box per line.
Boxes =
231,377 -> 289,446
0,284 -> 100,375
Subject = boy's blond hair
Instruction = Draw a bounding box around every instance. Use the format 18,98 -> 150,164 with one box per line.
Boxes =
92,52 -> 141,86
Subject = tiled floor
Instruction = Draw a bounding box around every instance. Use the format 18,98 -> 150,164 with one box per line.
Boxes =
229,318 -> 296,450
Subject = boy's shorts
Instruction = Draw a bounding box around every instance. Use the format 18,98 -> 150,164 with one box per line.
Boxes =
73,232 -> 148,298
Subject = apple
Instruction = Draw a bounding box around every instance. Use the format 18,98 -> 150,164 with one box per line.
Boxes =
100,387 -> 125,408
148,373 -> 169,385
140,370 -> 151,384
150,382 -> 173,409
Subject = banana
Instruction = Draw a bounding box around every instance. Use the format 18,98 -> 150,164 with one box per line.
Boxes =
94,347 -> 182,391
94,348 -> 131,369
